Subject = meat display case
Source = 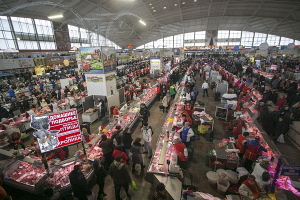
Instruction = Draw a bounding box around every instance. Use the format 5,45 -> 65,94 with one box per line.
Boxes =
44,161 -> 94,193
4,160 -> 53,194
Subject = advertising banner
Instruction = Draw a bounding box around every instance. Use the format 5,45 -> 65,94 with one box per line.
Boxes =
34,58 -> 46,66
150,59 -> 161,70
80,47 -> 103,73
45,57 -> 64,65
31,109 -> 82,153
87,76 -> 104,82
150,48 -> 161,59
0,59 -> 35,69
18,58 -> 35,68
102,46 -> 116,73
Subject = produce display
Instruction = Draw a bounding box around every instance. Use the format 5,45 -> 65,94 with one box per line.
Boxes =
45,162 -> 92,189
85,108 -> 94,113
129,107 -> 140,113
8,161 -> 46,186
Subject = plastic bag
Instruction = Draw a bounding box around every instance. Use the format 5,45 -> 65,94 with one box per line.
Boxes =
277,134 -> 285,143
132,180 -> 137,191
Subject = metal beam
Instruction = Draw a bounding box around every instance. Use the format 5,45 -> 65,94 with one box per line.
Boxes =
222,0 -> 230,16
176,0 -> 185,34
207,0 -> 213,17
268,3 -> 300,34
242,0 -> 266,31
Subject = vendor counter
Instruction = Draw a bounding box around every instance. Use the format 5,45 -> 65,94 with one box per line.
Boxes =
82,110 -> 98,123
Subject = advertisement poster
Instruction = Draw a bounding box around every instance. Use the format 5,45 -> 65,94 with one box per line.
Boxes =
87,76 -> 103,82
80,47 -> 103,73
102,46 -> 116,73
150,59 -> 161,70
150,48 -> 161,59
205,30 -> 218,46
18,58 -> 35,68
31,109 -> 81,153
45,57 -> 64,66
34,58 -> 46,66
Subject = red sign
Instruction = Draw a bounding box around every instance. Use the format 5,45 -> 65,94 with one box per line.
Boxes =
31,109 -> 82,153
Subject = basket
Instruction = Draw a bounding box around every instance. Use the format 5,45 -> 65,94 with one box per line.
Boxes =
198,125 -> 208,134
226,170 -> 239,185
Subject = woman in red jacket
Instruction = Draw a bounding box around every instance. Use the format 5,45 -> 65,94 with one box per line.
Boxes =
112,145 -> 128,163
275,95 -> 287,108
174,138 -> 188,169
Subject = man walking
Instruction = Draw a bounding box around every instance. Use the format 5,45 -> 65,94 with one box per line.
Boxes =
202,80 -> 209,97
109,155 -> 132,200
142,123 -> 152,159
69,165 -> 92,200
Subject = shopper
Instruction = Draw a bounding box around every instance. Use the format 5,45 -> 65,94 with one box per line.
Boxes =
177,122 -> 194,147
152,183 -> 168,200
121,128 -> 133,158
131,137 -> 145,173
244,136 -> 267,172
69,165 -> 92,200
201,80 -> 209,97
174,138 -> 188,170
169,85 -> 176,99
98,134 -> 114,169
192,88 -> 198,105
161,93 -> 171,113
109,154 -> 132,200
275,95 -> 287,109
142,123 -> 152,159
140,103 -> 149,125
156,84 -> 161,101
112,145 -> 128,163
93,158 -> 107,200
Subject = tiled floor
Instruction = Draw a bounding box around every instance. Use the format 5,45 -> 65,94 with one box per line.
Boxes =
4,72 -> 300,200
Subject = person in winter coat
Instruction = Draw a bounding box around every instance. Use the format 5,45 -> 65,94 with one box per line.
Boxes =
112,145 -> 128,164
275,115 -> 286,141
177,122 -> 194,147
161,94 -> 171,113
275,95 -> 287,108
169,85 -> 176,99
98,135 -> 114,168
109,155 -> 132,200
269,90 -> 278,105
174,138 -> 188,170
156,85 -> 161,101
131,137 -> 145,173
289,91 -> 300,107
272,76 -> 280,89
142,123 -> 152,159
192,88 -> 198,105
161,85 -> 167,97
140,103 -> 149,125
244,136 -> 267,172
236,132 -> 249,158
260,107 -> 275,136
152,183 -> 168,200
69,165 -> 92,200
121,128 -> 133,157
93,158 -> 107,199
239,175 -> 264,200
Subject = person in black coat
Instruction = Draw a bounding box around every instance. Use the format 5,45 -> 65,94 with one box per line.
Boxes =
69,165 -> 92,200
261,107 -> 275,136
269,90 -> 278,105
121,128 -> 133,158
93,158 -> 107,199
0,105 -> 9,121
275,115 -> 286,141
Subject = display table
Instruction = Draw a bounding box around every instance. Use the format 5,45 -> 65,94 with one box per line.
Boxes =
82,111 -> 98,123
215,104 -> 233,121
221,93 -> 237,104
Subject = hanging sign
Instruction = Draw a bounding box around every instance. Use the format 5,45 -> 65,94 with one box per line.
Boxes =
106,74 -> 116,81
280,165 -> 300,176
30,109 -> 82,153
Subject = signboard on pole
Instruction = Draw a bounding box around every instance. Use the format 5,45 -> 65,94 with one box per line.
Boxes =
30,109 -> 82,153
280,165 -> 300,176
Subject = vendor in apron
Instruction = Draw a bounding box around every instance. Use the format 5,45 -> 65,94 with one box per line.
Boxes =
244,136 -> 267,172
177,122 -> 194,147
239,175 -> 265,200
236,132 -> 249,158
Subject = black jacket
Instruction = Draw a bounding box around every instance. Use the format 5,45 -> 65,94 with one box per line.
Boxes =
69,170 -> 91,200
94,165 -> 106,185
99,139 -> 113,154
122,132 -> 133,149
109,160 -> 131,185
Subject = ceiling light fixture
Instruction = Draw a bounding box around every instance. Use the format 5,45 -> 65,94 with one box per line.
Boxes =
174,4 -> 177,6
153,10 -> 156,12
164,7 -> 166,9
17,37 -> 20,40
194,0 -> 197,2
182,2 -> 185,4
48,14 -> 63,19
149,3 -> 152,5
151,7 -> 154,9
139,20 -> 146,26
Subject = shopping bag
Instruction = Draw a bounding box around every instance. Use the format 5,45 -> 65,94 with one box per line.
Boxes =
277,134 -> 285,143
128,185 -> 135,196
132,180 -> 137,190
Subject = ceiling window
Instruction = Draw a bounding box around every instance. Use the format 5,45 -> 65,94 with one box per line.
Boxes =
267,34 -> 280,46
18,40 -> 39,50
0,16 -> 16,50
253,32 -> 267,46
164,36 -> 173,48
136,45 -> 144,49
11,17 -> 35,34
195,31 -> 205,39
241,31 -> 254,47
217,42 -> 228,46
280,37 -> 294,46
195,43 -> 205,46
174,34 -> 183,48
91,32 -> 99,47
154,38 -> 163,48
145,41 -> 153,48
184,32 -> 194,40
218,30 -> 229,39
39,41 -> 56,50
229,31 -> 241,38
184,43 -> 194,47
68,25 -> 79,38
99,34 -> 106,46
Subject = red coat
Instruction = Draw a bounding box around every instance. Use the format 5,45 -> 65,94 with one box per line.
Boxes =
275,98 -> 287,108
244,142 -> 260,161
112,150 -> 128,163
175,142 -> 188,161
236,134 -> 247,154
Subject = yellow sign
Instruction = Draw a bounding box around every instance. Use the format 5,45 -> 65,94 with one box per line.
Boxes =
63,59 -> 69,66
